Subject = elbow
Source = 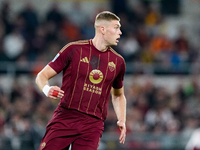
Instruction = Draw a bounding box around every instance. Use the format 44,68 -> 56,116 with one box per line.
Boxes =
35,71 -> 42,86
35,73 -> 39,86
112,94 -> 125,101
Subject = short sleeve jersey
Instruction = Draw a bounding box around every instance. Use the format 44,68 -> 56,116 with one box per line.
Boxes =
49,39 -> 126,121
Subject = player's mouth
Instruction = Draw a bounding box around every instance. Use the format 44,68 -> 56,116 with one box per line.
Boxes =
116,37 -> 120,43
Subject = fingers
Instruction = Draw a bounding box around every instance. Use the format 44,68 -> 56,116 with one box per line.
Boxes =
52,90 -> 59,97
119,128 -> 126,144
117,121 -> 126,144
48,86 -> 64,99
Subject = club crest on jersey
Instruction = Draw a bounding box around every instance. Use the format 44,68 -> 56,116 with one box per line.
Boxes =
89,69 -> 103,84
108,62 -> 116,72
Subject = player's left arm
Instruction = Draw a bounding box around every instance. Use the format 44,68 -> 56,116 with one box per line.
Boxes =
111,87 -> 126,144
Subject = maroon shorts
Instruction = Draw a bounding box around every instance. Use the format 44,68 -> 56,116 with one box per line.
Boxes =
39,106 -> 104,150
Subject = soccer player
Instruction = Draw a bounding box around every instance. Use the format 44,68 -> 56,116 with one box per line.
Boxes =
35,11 -> 126,150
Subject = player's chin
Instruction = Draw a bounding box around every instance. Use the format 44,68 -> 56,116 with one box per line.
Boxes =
109,41 -> 118,46
113,42 -> 118,46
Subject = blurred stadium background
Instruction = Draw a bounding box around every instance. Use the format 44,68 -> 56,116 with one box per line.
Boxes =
0,0 -> 200,149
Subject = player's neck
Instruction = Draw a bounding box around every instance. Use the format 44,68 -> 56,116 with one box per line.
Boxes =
92,38 -> 108,52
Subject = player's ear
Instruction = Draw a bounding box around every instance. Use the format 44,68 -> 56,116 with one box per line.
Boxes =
100,26 -> 105,35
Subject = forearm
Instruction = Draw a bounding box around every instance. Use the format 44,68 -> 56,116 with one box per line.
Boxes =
35,65 -> 64,99
35,71 -> 50,92
112,94 -> 126,123
35,65 -> 57,92
111,87 -> 127,144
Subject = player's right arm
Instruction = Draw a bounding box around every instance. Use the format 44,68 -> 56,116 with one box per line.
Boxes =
36,42 -> 73,99
35,65 -> 64,99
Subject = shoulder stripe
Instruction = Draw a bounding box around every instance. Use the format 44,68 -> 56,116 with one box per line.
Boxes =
109,47 -> 125,61
60,40 -> 89,53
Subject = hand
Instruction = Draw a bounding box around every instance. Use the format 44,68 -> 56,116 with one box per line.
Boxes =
48,86 -> 64,99
117,120 -> 126,144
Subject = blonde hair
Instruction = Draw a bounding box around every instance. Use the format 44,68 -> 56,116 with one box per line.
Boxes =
94,11 -> 120,27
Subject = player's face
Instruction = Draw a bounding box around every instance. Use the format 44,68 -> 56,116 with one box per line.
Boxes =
104,20 -> 122,46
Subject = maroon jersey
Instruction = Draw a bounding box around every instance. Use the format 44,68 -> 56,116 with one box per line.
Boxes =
48,39 -> 126,121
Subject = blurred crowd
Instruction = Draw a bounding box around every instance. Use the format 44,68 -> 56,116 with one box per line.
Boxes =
1,74 -> 200,149
0,0 -> 200,149
106,75 -> 200,149
0,0 -> 199,70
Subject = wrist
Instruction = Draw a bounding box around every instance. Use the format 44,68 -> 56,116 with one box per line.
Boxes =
42,85 -> 51,97
117,120 -> 126,125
